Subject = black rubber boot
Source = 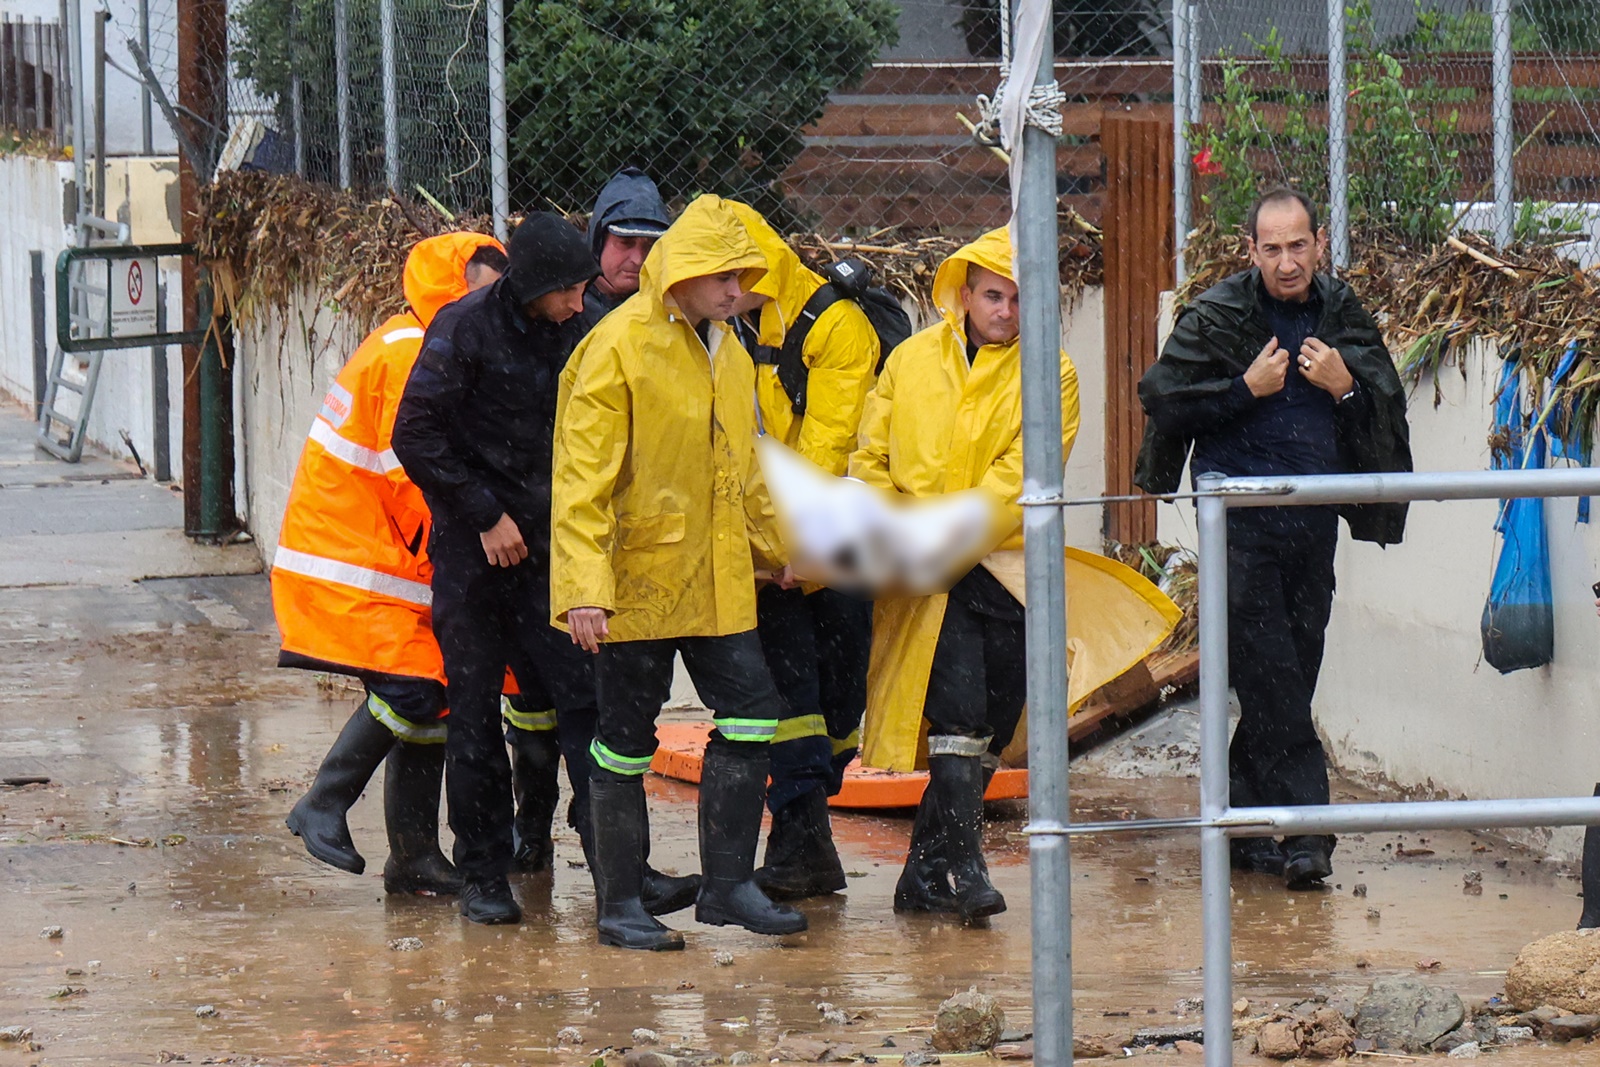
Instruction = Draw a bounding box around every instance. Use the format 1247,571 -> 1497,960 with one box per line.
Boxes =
695,742 -> 808,935
381,741 -> 462,896
1579,784 -> 1600,929
928,753 -> 1006,922
641,794 -> 702,916
1230,838 -> 1287,877
460,877 -> 522,924
1282,835 -> 1334,890
286,703 -> 397,875
590,772 -> 684,950
507,726 -> 561,874
894,787 -> 958,913
756,786 -> 848,900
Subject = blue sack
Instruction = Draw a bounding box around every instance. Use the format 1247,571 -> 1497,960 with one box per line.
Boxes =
1481,360 -> 1553,673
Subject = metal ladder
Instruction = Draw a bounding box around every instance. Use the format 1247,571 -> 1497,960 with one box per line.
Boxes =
36,256 -> 106,462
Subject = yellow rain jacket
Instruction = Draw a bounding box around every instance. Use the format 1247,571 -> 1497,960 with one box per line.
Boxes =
850,228 -> 1178,772
726,201 -> 880,477
550,195 -> 784,642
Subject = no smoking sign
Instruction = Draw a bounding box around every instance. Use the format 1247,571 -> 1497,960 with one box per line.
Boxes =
109,257 -> 158,338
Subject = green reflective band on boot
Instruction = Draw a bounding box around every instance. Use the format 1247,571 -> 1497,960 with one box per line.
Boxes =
831,728 -> 861,757
366,693 -> 447,745
501,697 -> 557,733
714,717 -> 778,743
772,713 -> 828,745
589,738 -> 653,776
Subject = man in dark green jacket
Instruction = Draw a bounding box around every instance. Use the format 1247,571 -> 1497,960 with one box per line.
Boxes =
1135,186 -> 1411,891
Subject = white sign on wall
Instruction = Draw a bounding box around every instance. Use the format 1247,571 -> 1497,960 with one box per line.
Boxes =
109,257 -> 158,338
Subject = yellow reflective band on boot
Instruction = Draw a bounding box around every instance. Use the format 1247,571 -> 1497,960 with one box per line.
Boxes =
589,738 -> 653,776
501,697 -> 557,733
714,716 -> 778,743
366,693 -> 447,744
831,728 -> 861,757
771,713 -> 828,745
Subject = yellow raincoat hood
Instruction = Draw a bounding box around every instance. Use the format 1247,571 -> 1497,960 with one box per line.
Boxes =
931,226 -> 1015,342
637,195 -> 767,310
725,200 -> 824,348
403,231 -> 504,327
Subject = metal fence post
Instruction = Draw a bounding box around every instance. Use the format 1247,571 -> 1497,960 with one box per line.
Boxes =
334,0 -> 351,189
1186,0 -> 1201,129
1491,0 -> 1514,247
65,0 -> 86,238
1325,0 -> 1349,271
137,0 -> 152,154
379,0 -> 399,193
288,0 -> 304,177
487,0 -> 509,242
1172,0 -> 1192,283
1196,472 -> 1235,1067
92,6 -> 105,219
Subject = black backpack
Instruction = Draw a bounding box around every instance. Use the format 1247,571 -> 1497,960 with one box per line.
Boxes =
747,258 -> 913,416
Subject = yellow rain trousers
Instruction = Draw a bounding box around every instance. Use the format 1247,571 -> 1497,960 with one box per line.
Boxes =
849,227 -> 1180,771
550,195 -> 784,642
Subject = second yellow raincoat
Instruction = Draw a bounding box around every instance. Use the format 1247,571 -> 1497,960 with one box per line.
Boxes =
550,196 -> 784,642
726,201 -> 881,477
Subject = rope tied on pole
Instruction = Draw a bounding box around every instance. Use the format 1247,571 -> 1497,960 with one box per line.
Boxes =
971,0 -> 1064,148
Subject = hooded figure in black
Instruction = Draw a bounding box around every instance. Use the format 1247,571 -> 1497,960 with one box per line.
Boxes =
577,167 -> 671,331
392,213 -> 602,925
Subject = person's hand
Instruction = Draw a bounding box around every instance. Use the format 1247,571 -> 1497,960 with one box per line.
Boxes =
480,513 -> 527,567
775,564 -> 798,590
568,607 -> 609,653
1243,338 -> 1288,398
1299,337 -> 1355,398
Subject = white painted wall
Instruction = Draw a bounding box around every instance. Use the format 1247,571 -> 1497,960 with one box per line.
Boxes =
1061,286 -> 1108,552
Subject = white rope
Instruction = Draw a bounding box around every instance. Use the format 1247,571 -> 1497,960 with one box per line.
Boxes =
971,0 -> 1063,148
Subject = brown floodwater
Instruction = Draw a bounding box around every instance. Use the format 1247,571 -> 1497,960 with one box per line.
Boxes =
1,577 -> 1593,1065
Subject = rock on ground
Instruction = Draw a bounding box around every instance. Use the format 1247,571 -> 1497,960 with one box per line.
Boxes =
1506,930 -> 1600,1015
1252,1008 -> 1353,1060
1545,1014 -> 1600,1042
1353,977 -> 1465,1052
1447,1041 -> 1482,1059
931,987 -> 1006,1051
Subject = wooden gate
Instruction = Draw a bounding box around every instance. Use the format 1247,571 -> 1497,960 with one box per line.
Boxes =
1101,109 -> 1175,546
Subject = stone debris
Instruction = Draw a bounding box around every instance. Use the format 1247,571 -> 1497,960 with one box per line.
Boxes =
1463,870 -> 1483,895
1251,1008 -> 1353,1061
1506,930 -> 1600,1014
388,937 -> 423,952
994,1040 -> 1033,1060
1173,997 -> 1203,1016
624,1051 -> 680,1067
1495,1026 -> 1534,1044
48,985 -> 87,999
821,1009 -> 848,1027
1544,1014 -> 1600,1042
556,1026 -> 583,1045
40,925 -> 63,939
1130,1024 -> 1203,1047
194,1005 -> 218,1018
0,1027 -> 33,1043
728,1053 -> 758,1066
1366,907 -> 1382,920
713,950 -> 735,967
931,987 -> 1005,1051
1352,884 -> 1367,897
1446,1041 -> 1482,1058
901,1052 -> 940,1067
1353,977 -> 1464,1052
633,1028 -> 661,1045
765,1035 -> 862,1063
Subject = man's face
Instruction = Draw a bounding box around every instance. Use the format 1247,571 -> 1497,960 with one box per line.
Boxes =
668,271 -> 744,327
524,281 -> 588,324
1248,200 -> 1327,302
960,266 -> 1020,347
463,262 -> 502,293
596,233 -> 655,297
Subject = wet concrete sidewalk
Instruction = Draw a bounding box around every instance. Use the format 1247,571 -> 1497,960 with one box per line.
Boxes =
0,404 -> 1592,1066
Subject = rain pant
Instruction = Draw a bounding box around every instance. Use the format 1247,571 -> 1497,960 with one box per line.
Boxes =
272,231 -> 503,684
550,194 -> 784,642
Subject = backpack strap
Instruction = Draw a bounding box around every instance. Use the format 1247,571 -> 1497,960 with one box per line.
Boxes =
774,284 -> 845,416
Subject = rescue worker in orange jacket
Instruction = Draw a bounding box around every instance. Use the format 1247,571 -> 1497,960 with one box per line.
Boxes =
275,232 -> 506,895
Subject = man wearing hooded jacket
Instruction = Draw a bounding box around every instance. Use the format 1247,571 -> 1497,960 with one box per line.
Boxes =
575,167 -> 672,331
392,214 -> 606,924
851,227 -> 1080,924
552,195 -> 807,950
277,232 -> 504,899
723,201 -> 879,901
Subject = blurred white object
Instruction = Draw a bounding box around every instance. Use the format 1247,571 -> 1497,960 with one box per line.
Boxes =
756,436 -> 1001,595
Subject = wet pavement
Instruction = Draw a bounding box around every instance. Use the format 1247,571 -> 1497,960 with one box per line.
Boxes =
1,409 -> 1595,1065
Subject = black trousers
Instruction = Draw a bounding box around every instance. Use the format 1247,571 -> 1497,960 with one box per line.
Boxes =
1226,509 -> 1339,842
922,567 -> 1027,754
589,631 -> 784,780
430,529 -> 596,881
755,585 -> 871,810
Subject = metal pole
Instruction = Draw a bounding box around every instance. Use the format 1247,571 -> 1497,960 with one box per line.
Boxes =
92,7 -> 105,220
487,0 -> 509,242
65,0 -> 86,239
1490,0 -> 1514,247
153,272 -> 170,482
334,0 -> 350,189
1196,472 -> 1234,1067
1172,0 -> 1192,282
1186,0 -> 1201,128
34,19 -> 46,134
1205,467 -> 1600,507
288,0 -> 304,177
137,0 -> 152,154
1014,3 -> 1072,1066
1326,0 -> 1349,270
379,0 -> 399,193
30,252 -> 47,421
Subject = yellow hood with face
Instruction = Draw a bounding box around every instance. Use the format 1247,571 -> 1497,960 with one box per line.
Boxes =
930,226 -> 1014,341
636,195 -> 768,306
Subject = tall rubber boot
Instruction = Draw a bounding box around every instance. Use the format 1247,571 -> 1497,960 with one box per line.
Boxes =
894,757 -> 997,913
1580,784 -> 1600,930
507,726 -> 561,873
381,741 -> 463,896
641,793 -> 702,916
695,743 -> 808,935
590,772 -> 684,951
755,786 -> 848,900
286,703 -> 397,874
927,752 -> 1006,922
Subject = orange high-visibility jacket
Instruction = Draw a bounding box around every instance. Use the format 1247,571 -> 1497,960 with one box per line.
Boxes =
272,232 -> 503,682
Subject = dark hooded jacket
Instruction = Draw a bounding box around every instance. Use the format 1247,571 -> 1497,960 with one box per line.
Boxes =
1134,268 -> 1412,545
392,213 -> 599,562
578,168 -> 671,331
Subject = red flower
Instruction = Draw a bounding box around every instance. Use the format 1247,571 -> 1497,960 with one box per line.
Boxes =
1192,147 -> 1224,176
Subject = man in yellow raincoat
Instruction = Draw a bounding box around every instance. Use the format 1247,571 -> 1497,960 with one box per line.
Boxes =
724,201 -> 879,901
850,228 -> 1081,923
551,196 -> 808,951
